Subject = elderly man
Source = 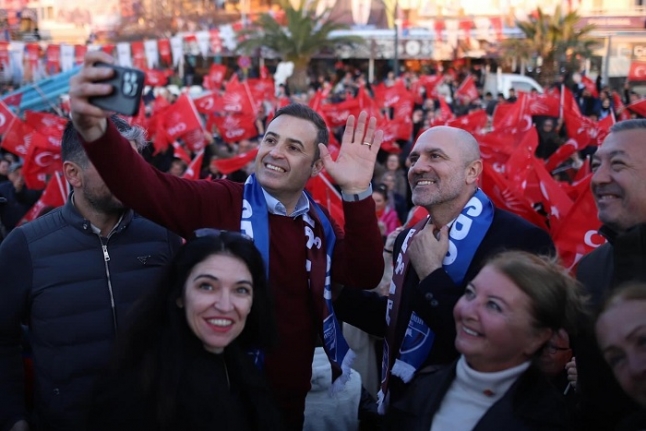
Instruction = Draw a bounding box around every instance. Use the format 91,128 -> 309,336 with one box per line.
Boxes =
335,126 -> 554,414
67,50 -> 385,430
0,117 -> 182,431
574,119 -> 646,430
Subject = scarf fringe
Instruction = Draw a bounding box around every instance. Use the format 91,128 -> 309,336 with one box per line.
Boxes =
391,358 -> 416,383
328,348 -> 356,395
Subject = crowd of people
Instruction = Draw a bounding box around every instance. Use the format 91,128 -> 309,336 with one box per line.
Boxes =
1,49 -> 646,431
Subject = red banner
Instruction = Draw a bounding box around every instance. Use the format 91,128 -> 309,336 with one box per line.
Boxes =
74,45 -> 87,66
131,41 -> 147,70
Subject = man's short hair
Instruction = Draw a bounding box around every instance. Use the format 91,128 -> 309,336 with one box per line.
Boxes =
609,118 -> 646,134
271,103 -> 329,148
62,116 -> 147,168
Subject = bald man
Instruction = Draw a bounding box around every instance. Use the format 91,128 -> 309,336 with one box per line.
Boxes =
335,126 -> 555,414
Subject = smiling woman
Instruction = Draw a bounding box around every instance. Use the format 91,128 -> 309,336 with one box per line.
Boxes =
88,232 -> 281,431
386,251 -> 586,431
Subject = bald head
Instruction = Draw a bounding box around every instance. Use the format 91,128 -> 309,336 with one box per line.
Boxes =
415,126 -> 481,167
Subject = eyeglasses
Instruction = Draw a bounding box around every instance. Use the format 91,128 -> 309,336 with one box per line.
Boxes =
193,228 -> 253,243
545,344 -> 571,355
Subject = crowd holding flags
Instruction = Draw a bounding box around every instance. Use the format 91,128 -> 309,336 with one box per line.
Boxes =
3,66 -> 646,270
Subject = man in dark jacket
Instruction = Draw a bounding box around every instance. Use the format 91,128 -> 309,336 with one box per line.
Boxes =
0,117 -> 182,431
335,126 -> 554,415
574,119 -> 646,430
0,162 -> 42,233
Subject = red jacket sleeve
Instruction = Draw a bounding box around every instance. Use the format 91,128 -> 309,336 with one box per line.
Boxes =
331,197 -> 384,289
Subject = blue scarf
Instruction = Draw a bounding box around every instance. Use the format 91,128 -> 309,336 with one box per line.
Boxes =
241,174 -> 354,389
377,189 -> 494,413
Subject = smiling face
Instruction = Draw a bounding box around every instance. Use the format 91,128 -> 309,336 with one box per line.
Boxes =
453,265 -> 550,372
596,299 -> 646,407
181,253 -> 254,354
254,115 -> 323,211
591,129 -> 646,233
407,127 -> 481,212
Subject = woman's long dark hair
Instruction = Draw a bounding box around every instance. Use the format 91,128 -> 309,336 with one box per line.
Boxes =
91,234 -> 279,430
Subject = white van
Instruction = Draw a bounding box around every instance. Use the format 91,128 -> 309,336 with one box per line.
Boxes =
484,71 -> 544,99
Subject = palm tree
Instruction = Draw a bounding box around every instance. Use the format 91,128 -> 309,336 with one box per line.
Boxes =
501,6 -> 598,87
236,0 -> 365,94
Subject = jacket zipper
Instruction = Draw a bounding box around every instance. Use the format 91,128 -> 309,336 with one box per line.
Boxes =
100,236 -> 118,333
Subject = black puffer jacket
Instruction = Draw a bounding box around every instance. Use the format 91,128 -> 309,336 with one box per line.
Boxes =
0,198 -> 182,431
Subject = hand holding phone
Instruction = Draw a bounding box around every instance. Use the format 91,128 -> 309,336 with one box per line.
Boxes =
88,63 -> 145,116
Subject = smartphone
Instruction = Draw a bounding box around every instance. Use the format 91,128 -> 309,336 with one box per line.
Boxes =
88,63 -> 145,116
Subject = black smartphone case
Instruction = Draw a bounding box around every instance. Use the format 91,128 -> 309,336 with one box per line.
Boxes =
89,63 -> 145,116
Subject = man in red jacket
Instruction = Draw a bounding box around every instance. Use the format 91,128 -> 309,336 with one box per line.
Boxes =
69,50 -> 385,430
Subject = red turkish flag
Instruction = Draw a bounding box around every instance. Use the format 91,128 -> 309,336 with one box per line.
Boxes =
532,158 -> 573,234
306,172 -> 344,226
552,176 -> 605,271
580,75 -> 598,98
455,75 -> 479,104
193,92 -> 219,114
505,128 -> 539,195
130,41 -> 146,70
627,99 -> 646,118
492,93 -> 532,132
445,109 -> 488,133
212,148 -> 259,175
563,110 -> 599,149
127,101 -> 148,130
528,93 -> 560,117
1,92 -> 22,109
480,160 -> 548,230
628,61 -> 646,82
74,45 -> 87,66
561,86 -> 581,117
45,44 -> 60,75
544,138 -> 580,173
378,117 -> 411,150
182,150 -> 205,180
210,114 -> 259,144
22,130 -> 62,190
24,111 -> 66,139
144,69 -> 168,86
158,39 -> 172,64
19,172 -> 68,225
0,117 -> 31,156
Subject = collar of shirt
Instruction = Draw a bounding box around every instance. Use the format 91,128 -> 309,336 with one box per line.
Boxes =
261,188 -> 310,218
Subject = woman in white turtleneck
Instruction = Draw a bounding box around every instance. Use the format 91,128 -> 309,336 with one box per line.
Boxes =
386,251 -> 586,431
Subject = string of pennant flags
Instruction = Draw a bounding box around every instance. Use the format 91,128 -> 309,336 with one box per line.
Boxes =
0,14 -> 511,82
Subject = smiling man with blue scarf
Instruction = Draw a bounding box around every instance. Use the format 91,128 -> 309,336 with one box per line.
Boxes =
69,51 -> 386,431
334,126 -> 555,419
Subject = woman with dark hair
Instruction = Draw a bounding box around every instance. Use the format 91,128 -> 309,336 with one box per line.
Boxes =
89,231 -> 282,431
387,251 -> 586,431
595,283 -> 646,430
